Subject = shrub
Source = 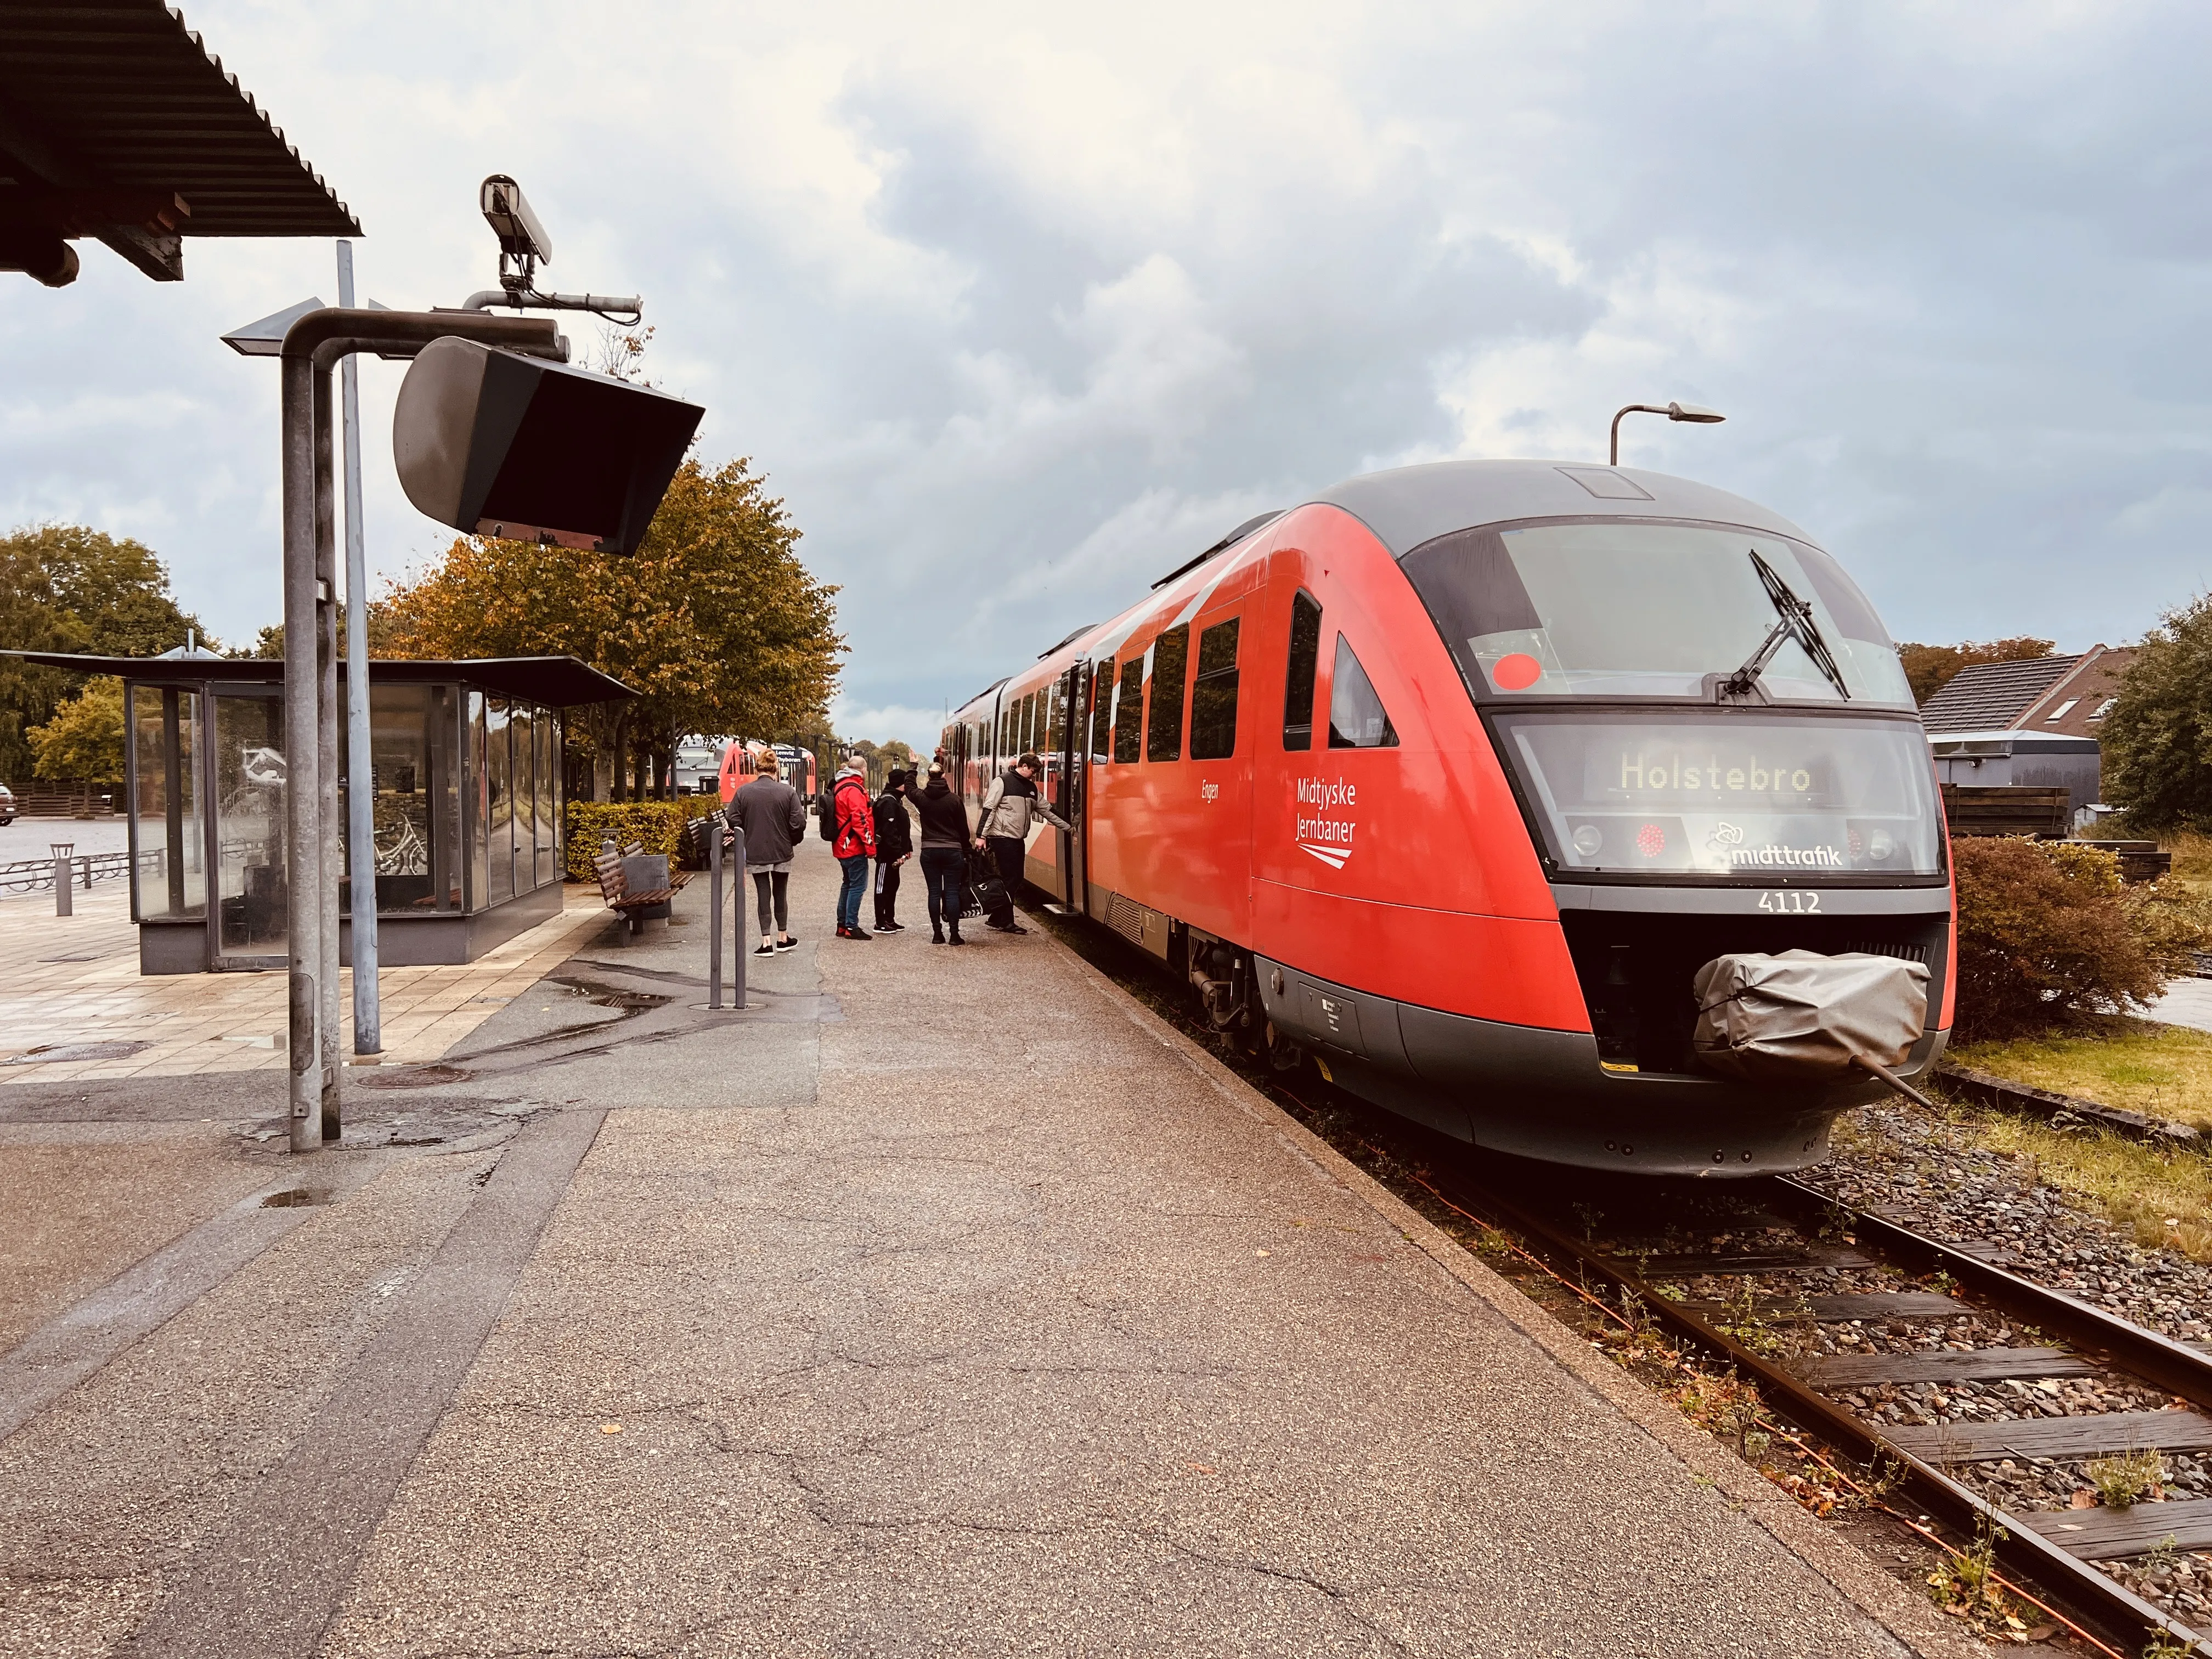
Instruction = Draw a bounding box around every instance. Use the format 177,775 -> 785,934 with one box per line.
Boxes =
565,798 -> 719,879
1951,838 -> 2203,1041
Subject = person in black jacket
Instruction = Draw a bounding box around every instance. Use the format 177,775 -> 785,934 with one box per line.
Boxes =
896,762 -> 972,945
871,768 -> 915,932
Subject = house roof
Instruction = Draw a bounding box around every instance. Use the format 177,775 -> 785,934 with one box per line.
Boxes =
4,651 -> 636,707
1918,644 -> 2140,738
2024,645 -> 2136,737
0,0 -> 360,283
1918,655 -> 2079,733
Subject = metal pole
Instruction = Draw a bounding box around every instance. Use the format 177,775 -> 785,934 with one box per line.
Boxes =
51,842 -> 71,917
315,369 -> 342,1142
707,819 -> 723,1009
266,304 -> 563,1155
337,241 -> 381,1059
732,845 -> 747,1013
280,353 -> 323,1152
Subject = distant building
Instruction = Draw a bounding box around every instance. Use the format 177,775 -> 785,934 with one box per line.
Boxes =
1918,645 -> 2137,735
1918,645 -> 2137,815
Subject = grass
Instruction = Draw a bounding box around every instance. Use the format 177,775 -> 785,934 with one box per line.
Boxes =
1963,1112 -> 2212,1263
1949,1017 -> 2212,1132
2086,1448 -> 2166,1510
2157,830 -> 2212,901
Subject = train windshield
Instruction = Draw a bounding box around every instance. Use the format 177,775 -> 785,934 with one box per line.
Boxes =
1491,710 -> 1943,878
1401,519 -> 1913,706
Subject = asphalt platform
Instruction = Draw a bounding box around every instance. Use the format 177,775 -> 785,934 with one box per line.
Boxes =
0,840 -> 1980,1657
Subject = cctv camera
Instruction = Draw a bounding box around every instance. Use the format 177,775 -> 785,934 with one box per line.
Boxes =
479,175 -> 552,268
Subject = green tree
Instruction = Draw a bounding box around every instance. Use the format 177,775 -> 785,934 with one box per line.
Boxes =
2102,597 -> 2212,831
27,677 -> 125,815
1895,636 -> 2056,706
0,526 -> 206,786
849,738 -> 916,791
383,457 -> 842,800
241,601 -> 404,662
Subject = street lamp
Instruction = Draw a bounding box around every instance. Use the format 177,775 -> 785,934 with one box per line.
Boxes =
1610,400 -> 1725,466
217,176 -> 696,1155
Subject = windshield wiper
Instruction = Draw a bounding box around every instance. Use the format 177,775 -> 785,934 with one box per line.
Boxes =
1720,550 -> 1852,701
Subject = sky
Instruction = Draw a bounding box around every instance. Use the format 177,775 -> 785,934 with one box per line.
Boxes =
3,0 -> 2208,753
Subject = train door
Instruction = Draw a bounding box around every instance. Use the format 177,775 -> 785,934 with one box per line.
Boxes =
1056,662 -> 1086,911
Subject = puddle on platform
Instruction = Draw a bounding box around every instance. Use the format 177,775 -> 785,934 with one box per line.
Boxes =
359,1064 -> 476,1090
4,1040 -> 151,1065
261,1187 -> 334,1208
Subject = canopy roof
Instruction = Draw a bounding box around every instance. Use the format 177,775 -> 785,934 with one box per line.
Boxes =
0,0 -> 360,282
5,651 -> 637,707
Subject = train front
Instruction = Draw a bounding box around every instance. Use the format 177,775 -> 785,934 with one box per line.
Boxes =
1396,486 -> 1951,1173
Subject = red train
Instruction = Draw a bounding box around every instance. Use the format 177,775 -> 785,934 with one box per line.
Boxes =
944,459 -> 1955,1175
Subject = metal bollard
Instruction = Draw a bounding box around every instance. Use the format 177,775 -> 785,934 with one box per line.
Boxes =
51,843 -> 72,917
708,819 -> 724,1009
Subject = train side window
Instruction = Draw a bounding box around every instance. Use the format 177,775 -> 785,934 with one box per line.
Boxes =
1147,624 -> 1190,760
1047,682 -> 1064,754
1189,617 -> 1240,760
1283,590 -> 1321,751
1328,635 -> 1399,749
1091,661 -> 1115,761
1113,654 -> 1145,763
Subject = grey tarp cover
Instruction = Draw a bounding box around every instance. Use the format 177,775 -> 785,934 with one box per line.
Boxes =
1691,950 -> 1929,1086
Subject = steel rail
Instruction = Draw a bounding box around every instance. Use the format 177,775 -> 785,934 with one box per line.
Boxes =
1448,1169 -> 2211,1659
1771,1176 -> 2212,1409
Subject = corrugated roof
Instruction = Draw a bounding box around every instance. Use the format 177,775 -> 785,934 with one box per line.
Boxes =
0,0 -> 359,280
1919,655 -> 2078,733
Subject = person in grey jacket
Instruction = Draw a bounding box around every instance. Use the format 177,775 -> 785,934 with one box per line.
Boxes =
732,749 -> 807,955
975,752 -> 1070,934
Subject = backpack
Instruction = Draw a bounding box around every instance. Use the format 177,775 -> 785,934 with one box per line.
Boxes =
816,786 -> 836,842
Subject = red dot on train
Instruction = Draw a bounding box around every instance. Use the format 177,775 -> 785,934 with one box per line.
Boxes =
1492,653 -> 1542,690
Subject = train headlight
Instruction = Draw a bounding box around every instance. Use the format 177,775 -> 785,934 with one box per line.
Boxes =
1869,830 -> 1895,862
1572,825 -> 1603,857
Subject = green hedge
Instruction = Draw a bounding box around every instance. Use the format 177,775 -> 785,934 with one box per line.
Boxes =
566,798 -> 720,879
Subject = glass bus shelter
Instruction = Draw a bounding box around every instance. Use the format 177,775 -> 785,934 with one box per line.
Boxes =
15,651 -> 634,974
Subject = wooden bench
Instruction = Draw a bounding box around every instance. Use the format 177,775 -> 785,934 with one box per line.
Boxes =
592,848 -> 691,934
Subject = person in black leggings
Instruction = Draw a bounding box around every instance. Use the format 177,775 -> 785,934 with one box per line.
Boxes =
730,749 -> 807,955
897,762 -> 972,944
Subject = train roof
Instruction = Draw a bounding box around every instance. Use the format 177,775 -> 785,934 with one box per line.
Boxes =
944,459 -> 1819,723
1310,458 -> 1814,558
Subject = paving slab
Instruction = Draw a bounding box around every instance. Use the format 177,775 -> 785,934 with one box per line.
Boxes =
0,843 -> 1977,1657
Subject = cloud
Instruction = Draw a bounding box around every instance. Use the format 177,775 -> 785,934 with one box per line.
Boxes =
5,0 -> 2211,704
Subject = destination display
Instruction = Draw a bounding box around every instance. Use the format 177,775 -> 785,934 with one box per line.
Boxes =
1489,713 -> 1943,878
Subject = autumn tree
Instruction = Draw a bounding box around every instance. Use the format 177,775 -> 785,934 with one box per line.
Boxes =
28,677 -> 125,815
0,526 -> 206,785
383,457 -> 842,799
1894,636 -> 2056,707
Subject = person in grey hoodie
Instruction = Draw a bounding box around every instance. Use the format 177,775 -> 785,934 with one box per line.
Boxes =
732,749 -> 806,955
974,752 -> 1070,935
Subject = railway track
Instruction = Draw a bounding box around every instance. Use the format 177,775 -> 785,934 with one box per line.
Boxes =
1443,1165 -> 2212,1657
1039,902 -> 2212,1657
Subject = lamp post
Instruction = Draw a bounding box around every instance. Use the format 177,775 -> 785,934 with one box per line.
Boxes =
335,242 -> 380,1060
225,302 -> 565,1151
1610,400 -> 1725,466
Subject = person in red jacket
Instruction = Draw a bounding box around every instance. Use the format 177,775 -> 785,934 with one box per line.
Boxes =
831,758 -> 877,940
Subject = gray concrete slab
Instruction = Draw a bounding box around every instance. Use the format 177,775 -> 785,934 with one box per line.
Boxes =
0,843 -> 1979,1657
